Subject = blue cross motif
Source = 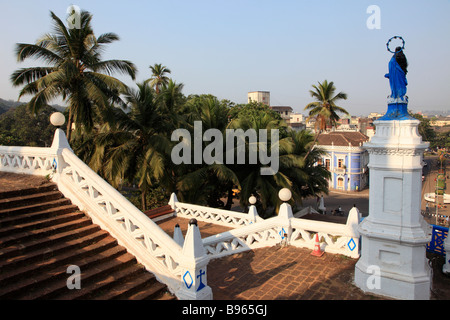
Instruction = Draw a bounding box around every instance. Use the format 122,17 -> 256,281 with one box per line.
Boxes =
196,269 -> 206,292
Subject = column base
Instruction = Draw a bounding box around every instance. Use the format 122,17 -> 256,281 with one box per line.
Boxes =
354,258 -> 431,300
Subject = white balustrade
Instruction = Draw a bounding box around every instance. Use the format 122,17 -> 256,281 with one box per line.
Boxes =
171,197 -> 264,228
0,146 -> 55,176
196,190 -> 361,259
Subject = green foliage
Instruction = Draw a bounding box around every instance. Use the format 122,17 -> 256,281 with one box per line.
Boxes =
411,113 -> 436,142
434,131 -> 450,149
0,104 -> 58,147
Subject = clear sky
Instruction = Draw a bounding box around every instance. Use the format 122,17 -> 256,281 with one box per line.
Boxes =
0,0 -> 449,116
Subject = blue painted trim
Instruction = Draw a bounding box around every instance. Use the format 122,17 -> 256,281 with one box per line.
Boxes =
378,102 -> 415,121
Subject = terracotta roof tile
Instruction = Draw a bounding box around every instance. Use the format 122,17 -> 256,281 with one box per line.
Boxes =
317,131 -> 369,147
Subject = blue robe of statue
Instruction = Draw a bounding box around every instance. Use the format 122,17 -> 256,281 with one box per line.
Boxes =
384,55 -> 407,99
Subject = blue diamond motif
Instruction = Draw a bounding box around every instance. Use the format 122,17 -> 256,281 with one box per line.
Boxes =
279,228 -> 286,239
183,271 -> 193,289
347,238 -> 356,251
52,158 -> 57,170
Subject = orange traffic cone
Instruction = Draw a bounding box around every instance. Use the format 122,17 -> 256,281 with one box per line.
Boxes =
311,233 -> 324,257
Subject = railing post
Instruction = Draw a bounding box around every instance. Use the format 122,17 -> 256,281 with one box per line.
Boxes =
169,192 -> 178,211
248,195 -> 260,223
173,223 -> 185,247
278,189 -> 294,246
178,219 -> 212,300
49,113 -> 72,181
345,206 -> 361,258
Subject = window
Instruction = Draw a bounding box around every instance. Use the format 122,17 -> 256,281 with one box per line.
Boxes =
325,159 -> 330,170
317,158 -> 323,166
338,159 -> 343,168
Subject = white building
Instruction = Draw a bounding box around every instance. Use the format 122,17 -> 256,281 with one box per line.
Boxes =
248,91 -> 270,106
290,113 -> 304,123
270,106 -> 293,121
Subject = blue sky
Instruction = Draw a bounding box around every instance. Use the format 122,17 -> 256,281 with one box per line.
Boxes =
0,0 -> 449,116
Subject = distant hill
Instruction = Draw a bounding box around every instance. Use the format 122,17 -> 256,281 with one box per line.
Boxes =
0,98 -> 66,115
0,98 -> 24,115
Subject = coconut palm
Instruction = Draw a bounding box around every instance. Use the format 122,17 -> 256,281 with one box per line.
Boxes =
147,64 -> 171,94
93,82 -> 174,210
10,10 -> 137,142
303,80 -> 348,160
175,95 -> 239,207
228,111 -> 293,217
281,130 -> 330,200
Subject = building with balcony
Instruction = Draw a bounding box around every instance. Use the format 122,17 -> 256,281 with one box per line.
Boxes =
316,131 -> 370,191
270,106 -> 293,121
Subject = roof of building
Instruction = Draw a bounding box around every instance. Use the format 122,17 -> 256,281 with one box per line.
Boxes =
317,131 -> 369,147
270,106 -> 293,111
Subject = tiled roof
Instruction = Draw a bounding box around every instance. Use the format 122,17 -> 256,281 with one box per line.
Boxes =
317,131 -> 369,147
270,106 -> 293,111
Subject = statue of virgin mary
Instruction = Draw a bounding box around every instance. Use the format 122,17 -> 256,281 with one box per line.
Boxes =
384,46 -> 408,101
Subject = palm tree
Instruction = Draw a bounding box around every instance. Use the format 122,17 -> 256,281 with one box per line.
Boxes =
147,64 -> 171,94
10,10 -> 137,142
92,82 -> 174,210
281,130 -> 330,200
175,95 -> 240,207
159,79 -> 186,113
303,80 -> 348,160
228,111 -> 293,217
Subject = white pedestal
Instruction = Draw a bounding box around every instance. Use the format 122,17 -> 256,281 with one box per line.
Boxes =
354,119 -> 432,300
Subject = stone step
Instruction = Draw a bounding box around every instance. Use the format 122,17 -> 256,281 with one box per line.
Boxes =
21,251 -> 138,300
0,175 -> 176,300
0,219 -> 98,253
0,190 -> 63,210
0,229 -> 112,279
0,183 -> 58,200
55,263 -> 147,300
0,245 -> 129,299
0,198 -> 73,217
120,278 -> 172,300
0,203 -> 79,227
0,211 -> 85,238
91,271 -> 160,300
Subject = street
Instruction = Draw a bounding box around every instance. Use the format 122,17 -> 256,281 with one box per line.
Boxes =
421,155 -> 449,226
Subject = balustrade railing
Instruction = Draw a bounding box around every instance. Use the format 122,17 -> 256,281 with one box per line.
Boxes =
0,146 -> 55,176
172,196 -> 263,228
170,192 -> 361,259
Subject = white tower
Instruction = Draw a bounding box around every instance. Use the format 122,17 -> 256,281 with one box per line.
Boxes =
248,91 -> 270,106
354,119 -> 432,299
